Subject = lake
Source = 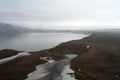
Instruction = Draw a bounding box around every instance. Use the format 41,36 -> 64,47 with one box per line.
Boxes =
0,33 -> 88,51
65,54 -> 78,59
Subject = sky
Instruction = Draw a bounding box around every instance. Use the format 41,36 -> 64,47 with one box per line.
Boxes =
0,0 -> 120,30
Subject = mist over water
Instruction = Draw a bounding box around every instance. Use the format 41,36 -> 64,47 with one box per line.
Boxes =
0,33 -> 88,51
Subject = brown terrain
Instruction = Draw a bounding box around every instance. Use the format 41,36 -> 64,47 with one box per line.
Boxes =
0,49 -> 65,80
0,49 -> 21,59
0,32 -> 120,80
50,32 -> 120,80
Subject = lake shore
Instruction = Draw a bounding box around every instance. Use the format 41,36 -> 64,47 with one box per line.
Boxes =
0,32 -> 120,80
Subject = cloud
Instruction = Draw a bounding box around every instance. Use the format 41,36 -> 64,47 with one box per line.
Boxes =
0,0 -> 120,29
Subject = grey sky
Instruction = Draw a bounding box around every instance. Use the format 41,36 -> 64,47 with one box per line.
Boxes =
0,0 -> 120,29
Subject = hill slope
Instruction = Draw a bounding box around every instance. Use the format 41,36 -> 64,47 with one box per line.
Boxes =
0,22 -> 31,36
49,32 -> 120,80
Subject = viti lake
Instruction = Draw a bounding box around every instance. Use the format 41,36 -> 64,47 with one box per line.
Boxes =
0,33 -> 88,51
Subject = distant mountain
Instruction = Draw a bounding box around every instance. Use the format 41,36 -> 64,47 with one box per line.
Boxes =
0,22 -> 32,36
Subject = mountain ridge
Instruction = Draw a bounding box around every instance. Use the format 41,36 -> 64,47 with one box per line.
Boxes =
0,22 -> 32,36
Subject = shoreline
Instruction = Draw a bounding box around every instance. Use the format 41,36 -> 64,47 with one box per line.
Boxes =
0,32 -> 89,52
0,32 -> 120,80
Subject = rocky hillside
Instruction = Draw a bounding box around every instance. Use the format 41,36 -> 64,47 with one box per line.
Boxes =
50,32 -> 120,80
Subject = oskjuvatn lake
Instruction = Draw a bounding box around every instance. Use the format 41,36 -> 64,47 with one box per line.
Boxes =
0,33 -> 88,51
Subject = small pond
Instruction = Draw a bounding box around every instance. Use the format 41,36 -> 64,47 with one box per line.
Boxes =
65,54 -> 78,59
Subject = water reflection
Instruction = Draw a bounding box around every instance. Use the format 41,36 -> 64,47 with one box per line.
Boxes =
0,33 -> 88,51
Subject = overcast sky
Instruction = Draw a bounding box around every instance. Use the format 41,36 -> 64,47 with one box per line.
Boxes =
0,0 -> 120,30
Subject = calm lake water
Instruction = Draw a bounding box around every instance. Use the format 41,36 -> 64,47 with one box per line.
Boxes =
0,33 -> 88,51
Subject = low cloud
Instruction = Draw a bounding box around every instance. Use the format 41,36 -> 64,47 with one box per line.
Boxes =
0,0 -> 120,29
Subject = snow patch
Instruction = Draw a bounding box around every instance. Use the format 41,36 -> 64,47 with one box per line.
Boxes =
0,52 -> 30,64
62,65 -> 77,80
40,56 -> 55,63
25,63 -> 49,80
26,56 -> 55,80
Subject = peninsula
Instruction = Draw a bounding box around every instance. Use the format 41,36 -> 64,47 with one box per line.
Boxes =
0,32 -> 120,80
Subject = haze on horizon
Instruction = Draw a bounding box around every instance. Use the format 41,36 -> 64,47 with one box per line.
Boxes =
0,0 -> 120,30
